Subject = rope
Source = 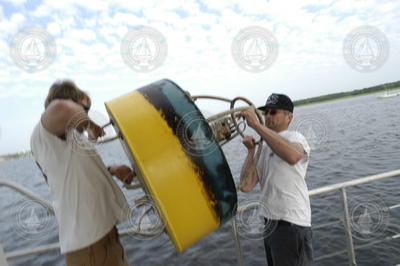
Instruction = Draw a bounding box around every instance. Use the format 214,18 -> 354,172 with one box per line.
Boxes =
232,217 -> 245,266
191,94 -> 264,192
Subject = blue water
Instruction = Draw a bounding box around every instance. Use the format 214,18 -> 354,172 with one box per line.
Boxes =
1,92 -> 399,265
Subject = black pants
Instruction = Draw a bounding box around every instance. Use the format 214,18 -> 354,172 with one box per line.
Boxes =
264,219 -> 314,266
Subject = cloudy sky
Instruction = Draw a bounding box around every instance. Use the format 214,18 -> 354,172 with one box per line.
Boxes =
0,0 -> 399,155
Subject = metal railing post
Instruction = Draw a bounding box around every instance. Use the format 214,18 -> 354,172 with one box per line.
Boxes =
0,245 -> 9,266
231,218 -> 244,266
340,187 -> 357,266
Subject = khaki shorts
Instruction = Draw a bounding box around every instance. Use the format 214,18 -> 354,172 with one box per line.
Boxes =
65,227 -> 129,266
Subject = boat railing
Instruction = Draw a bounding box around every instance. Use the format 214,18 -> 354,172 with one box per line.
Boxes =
1,169 -> 400,266
308,169 -> 400,266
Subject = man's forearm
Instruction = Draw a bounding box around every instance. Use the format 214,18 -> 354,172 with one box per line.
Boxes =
240,149 -> 255,183
253,124 -> 303,165
239,148 -> 259,191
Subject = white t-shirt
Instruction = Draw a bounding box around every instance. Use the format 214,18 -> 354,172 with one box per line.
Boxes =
30,121 -> 129,253
256,130 -> 311,227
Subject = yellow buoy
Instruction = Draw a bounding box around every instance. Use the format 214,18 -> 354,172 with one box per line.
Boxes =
105,79 -> 237,252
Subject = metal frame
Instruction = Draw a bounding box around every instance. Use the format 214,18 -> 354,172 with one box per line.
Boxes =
1,169 -> 400,265
309,169 -> 400,265
0,180 -> 54,213
0,245 -> 8,266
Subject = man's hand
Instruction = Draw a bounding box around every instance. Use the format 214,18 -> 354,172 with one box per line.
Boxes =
109,165 -> 136,184
87,121 -> 105,140
242,135 -> 256,150
239,107 -> 261,129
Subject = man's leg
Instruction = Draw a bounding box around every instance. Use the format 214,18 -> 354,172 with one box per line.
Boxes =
107,227 -> 129,266
263,235 -> 274,266
65,246 -> 90,266
299,227 -> 314,265
65,227 -> 129,266
264,221 -> 314,266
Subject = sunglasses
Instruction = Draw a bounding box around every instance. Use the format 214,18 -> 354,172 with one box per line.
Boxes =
263,109 -> 278,115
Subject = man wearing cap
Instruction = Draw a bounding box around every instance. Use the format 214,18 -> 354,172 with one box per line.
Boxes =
239,93 -> 313,266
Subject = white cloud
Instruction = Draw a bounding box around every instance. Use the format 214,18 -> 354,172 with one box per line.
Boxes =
74,0 -> 109,12
330,0 -> 374,13
40,0 -> 109,12
201,0 -> 234,11
178,1 -> 201,15
111,12 -> 145,26
377,2 -> 396,13
1,0 -> 27,5
32,4 -> 52,17
109,0 -> 158,12
219,9 -> 253,31
155,0 -> 200,14
47,22 -> 61,36
66,29 -> 97,42
4,0 -> 398,85
0,13 -> 26,38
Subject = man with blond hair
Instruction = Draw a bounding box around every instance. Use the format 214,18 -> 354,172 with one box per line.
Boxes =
31,79 -> 134,266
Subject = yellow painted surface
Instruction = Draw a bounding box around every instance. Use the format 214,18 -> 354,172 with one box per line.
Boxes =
105,91 -> 219,252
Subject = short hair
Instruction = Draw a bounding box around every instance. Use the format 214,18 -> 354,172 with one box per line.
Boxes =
44,80 -> 90,108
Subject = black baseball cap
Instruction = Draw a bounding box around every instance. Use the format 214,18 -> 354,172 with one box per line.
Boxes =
257,93 -> 294,113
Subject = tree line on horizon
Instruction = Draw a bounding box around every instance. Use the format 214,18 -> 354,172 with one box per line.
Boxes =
293,80 -> 400,106
0,150 -> 32,161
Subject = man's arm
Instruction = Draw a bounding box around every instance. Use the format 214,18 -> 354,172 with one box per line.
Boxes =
241,108 -> 305,165
253,124 -> 305,165
41,99 -> 104,139
239,136 -> 260,192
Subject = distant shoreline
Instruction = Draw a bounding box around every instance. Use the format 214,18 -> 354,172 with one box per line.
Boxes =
0,151 -> 32,162
293,80 -> 400,107
295,87 -> 400,107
